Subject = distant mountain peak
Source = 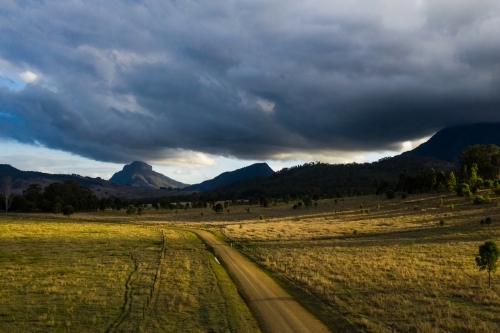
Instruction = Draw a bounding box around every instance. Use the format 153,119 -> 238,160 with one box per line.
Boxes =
110,161 -> 188,189
123,161 -> 153,172
184,162 -> 275,192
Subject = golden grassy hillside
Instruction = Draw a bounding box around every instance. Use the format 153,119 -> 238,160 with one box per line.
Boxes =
220,190 -> 500,332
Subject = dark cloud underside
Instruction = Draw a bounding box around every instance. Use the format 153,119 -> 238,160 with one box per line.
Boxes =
1,0 -> 500,163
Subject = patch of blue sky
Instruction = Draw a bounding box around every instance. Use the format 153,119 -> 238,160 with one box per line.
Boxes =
0,75 -> 26,90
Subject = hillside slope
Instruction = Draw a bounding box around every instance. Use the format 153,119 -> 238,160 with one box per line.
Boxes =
403,123 -> 500,163
183,163 -> 275,192
207,155 -> 454,199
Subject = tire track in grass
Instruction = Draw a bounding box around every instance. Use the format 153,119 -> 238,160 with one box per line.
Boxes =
105,254 -> 139,333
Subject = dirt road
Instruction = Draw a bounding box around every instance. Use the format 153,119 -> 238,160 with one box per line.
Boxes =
190,229 -> 331,333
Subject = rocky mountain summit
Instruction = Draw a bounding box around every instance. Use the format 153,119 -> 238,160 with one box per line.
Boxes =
109,161 -> 188,189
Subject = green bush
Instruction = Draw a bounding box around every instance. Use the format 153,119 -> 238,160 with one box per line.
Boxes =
259,214 -> 264,220
457,183 -> 471,197
474,195 -> 492,205
126,205 -> 136,215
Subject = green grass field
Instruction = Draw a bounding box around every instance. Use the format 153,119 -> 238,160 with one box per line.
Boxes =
0,219 -> 258,333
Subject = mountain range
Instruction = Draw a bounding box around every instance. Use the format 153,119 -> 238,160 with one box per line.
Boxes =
2,122 -> 500,199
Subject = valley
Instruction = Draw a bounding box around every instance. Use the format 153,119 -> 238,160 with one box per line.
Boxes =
1,188 -> 499,332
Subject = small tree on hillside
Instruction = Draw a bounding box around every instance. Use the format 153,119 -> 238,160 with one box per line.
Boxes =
446,171 -> 457,191
2,176 -> 14,213
476,241 -> 500,287
428,168 -> 437,192
52,203 -> 62,214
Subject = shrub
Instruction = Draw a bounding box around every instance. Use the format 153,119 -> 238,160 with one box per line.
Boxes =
353,230 -> 358,235
292,204 -> 298,209
457,183 -> 471,197
474,195 -> 492,205
259,214 -> 264,220
486,217 -> 492,225
386,190 -> 396,199
401,192 -> 408,199
481,219 -> 485,225
126,206 -> 136,215
377,204 -> 381,211
450,203 -> 455,210
439,220 -> 445,227
484,180 -> 494,188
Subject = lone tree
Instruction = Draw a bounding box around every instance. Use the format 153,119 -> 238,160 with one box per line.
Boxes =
2,176 -> 14,213
476,241 -> 500,287
63,205 -> 74,217
212,203 -> 223,213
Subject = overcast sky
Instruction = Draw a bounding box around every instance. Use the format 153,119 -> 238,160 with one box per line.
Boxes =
1,0 -> 500,183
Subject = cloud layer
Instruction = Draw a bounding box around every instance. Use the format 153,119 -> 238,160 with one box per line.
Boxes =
1,0 -> 500,163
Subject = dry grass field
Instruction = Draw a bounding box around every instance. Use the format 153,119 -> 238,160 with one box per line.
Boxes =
219,190 -> 500,332
0,219 -> 258,332
2,189 -> 500,332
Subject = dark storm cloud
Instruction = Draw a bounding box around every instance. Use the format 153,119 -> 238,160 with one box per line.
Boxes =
1,0 -> 500,163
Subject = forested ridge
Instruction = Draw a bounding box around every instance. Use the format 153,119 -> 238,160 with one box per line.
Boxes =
207,155 -> 454,199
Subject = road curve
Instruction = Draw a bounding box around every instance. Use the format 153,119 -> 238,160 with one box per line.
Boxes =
189,229 -> 331,333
